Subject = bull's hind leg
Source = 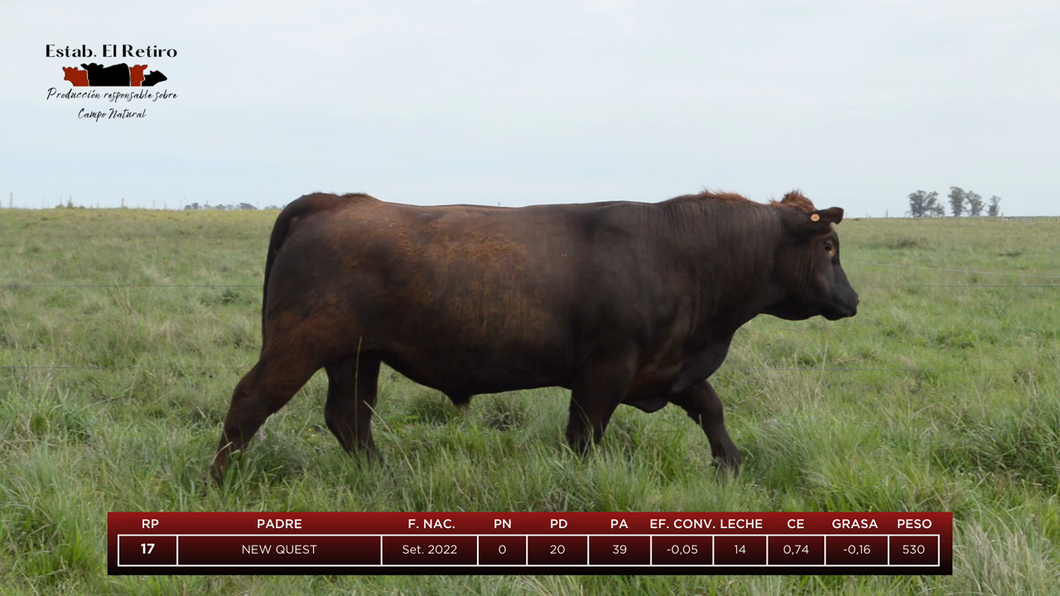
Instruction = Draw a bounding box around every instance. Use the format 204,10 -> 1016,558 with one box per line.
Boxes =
211,355 -> 320,484
669,380 -> 742,474
323,353 -> 381,457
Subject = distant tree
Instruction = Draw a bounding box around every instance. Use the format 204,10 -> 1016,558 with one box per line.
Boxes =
988,195 -> 1001,217
908,191 -> 926,217
965,191 -> 984,216
238,203 -> 257,210
927,195 -> 945,216
908,190 -> 945,217
948,186 -> 965,216
908,190 -> 931,217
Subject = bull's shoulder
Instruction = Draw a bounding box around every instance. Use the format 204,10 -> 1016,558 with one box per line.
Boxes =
562,201 -> 663,244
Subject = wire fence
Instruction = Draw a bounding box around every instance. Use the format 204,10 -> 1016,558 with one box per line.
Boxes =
846,261 -> 1060,280
1,260 -> 1056,374
2,283 -> 1058,289
0,364 -> 1050,374
0,284 -> 258,289
1,261 -> 1057,290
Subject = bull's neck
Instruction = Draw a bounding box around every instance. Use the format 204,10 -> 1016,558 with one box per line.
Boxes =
657,198 -> 782,334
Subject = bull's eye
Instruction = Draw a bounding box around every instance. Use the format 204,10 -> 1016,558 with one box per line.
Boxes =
824,241 -> 834,254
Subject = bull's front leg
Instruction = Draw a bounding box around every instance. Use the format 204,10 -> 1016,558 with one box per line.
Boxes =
669,379 -> 742,474
565,353 -> 637,453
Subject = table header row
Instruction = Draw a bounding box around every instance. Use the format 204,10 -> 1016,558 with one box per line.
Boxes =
109,512 -> 951,535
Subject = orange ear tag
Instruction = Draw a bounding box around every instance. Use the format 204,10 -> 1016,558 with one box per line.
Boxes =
810,214 -> 820,222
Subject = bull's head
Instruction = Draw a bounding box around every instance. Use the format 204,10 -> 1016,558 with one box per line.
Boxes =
765,192 -> 859,321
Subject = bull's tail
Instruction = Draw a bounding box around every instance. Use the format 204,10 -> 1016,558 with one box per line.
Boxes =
260,193 -> 353,348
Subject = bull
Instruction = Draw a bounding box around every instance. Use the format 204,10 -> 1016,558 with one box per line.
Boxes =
211,189 -> 858,482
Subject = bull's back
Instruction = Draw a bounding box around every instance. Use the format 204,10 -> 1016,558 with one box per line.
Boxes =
266,197 -> 593,392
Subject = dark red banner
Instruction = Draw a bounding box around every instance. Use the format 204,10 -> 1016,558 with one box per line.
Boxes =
108,512 -> 952,575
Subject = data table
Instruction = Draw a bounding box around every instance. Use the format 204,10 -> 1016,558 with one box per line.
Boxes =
109,512 -> 952,575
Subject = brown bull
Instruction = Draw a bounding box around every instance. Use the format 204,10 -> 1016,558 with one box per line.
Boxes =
211,189 -> 859,482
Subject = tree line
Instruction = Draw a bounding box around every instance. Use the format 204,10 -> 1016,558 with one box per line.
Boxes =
183,202 -> 280,211
907,187 -> 1001,218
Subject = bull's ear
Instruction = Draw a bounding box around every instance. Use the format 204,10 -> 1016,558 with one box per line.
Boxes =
812,207 -> 844,225
803,207 -> 844,236
782,206 -> 844,238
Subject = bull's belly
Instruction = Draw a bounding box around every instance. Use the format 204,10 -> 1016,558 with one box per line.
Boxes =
377,341 -> 571,397
376,342 -> 698,402
359,300 -> 573,395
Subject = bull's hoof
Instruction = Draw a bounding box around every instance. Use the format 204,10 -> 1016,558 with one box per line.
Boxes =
209,465 -> 227,488
711,452 -> 742,477
564,430 -> 594,456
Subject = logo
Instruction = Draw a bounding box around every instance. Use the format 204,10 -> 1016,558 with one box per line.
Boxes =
45,44 -> 179,121
63,63 -> 168,87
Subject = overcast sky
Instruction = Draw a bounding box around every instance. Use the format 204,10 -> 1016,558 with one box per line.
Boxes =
2,0 -> 1058,215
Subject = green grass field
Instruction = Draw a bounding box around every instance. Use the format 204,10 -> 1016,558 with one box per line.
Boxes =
1,207 -> 1058,595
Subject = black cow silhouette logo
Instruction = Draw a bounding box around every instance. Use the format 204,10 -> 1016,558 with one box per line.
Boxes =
142,70 -> 167,86
63,63 -> 168,87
